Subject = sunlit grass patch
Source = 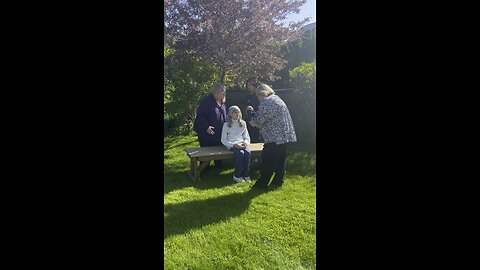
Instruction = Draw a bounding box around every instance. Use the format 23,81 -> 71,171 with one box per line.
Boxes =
164,134 -> 316,270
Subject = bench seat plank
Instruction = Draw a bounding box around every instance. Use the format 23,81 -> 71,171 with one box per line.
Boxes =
184,143 -> 264,181
184,143 -> 264,158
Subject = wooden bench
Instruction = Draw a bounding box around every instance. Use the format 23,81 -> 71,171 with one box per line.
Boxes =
184,143 -> 264,181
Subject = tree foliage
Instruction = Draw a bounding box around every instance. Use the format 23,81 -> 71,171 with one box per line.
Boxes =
289,60 -> 316,95
164,45 -> 220,134
164,0 -> 309,83
288,60 -> 316,145
271,27 -> 316,89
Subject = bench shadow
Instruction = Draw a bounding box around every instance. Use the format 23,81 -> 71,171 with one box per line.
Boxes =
164,139 -> 198,150
164,189 -> 264,239
164,161 -> 262,195
163,149 -> 315,195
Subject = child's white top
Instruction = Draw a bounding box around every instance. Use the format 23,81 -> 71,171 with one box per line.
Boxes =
221,120 -> 251,149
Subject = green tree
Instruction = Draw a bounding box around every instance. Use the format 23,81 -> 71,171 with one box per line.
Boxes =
289,60 -> 316,96
164,46 -> 220,134
165,0 -> 309,84
271,28 -> 316,89
289,60 -> 316,145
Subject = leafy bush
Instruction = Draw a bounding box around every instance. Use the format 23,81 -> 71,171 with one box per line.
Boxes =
289,61 -> 316,146
290,60 -> 316,97
164,47 -> 220,135
271,28 -> 316,89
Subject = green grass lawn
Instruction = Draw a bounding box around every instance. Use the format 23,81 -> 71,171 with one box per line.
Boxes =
164,134 -> 316,270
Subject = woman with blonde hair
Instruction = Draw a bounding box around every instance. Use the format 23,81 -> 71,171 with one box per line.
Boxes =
193,83 -> 227,169
221,106 -> 252,183
247,84 -> 297,190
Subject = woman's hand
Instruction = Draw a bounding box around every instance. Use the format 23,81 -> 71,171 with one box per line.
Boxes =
233,143 -> 243,149
207,126 -> 215,135
249,121 -> 259,128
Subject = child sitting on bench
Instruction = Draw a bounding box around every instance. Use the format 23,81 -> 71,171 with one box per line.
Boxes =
221,106 -> 252,183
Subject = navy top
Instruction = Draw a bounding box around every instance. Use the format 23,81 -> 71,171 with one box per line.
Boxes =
245,93 -> 260,111
245,93 -> 260,122
193,94 -> 227,142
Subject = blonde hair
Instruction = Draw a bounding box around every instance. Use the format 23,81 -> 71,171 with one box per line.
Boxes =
255,84 -> 275,98
226,106 -> 244,128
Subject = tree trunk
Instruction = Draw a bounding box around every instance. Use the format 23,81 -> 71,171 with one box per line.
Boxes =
188,105 -> 197,122
220,68 -> 225,85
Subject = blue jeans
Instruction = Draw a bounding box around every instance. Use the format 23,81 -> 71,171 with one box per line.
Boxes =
230,147 -> 251,177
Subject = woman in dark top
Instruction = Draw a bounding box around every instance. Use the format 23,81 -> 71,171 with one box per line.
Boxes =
193,83 -> 227,168
244,78 -> 261,143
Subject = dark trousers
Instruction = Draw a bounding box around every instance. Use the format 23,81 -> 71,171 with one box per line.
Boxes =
254,143 -> 288,188
230,147 -> 251,177
247,124 -> 261,143
198,138 -> 223,167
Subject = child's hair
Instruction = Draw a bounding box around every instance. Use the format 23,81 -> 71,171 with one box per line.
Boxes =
227,106 -> 244,128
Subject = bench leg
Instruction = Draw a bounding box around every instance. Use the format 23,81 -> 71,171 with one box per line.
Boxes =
198,161 -> 210,176
190,158 -> 198,182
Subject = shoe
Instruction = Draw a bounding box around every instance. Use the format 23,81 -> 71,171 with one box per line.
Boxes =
251,183 -> 268,190
269,183 -> 283,190
244,177 -> 251,182
233,175 -> 245,183
270,181 -> 284,187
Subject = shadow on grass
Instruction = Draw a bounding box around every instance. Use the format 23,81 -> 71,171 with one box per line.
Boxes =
164,139 -> 198,150
164,161 -> 262,195
285,150 -> 316,177
164,189 -> 264,239
163,150 -> 314,195
163,139 -> 315,195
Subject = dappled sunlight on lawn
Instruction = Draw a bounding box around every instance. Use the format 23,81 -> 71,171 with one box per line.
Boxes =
164,183 -> 253,205
163,134 -> 316,270
164,189 -> 267,239
285,151 -> 316,176
163,134 -> 316,198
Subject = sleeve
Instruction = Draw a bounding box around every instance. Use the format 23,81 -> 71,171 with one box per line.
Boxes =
251,100 -> 275,127
242,122 -> 251,145
221,123 -> 234,149
244,95 -> 250,107
193,99 -> 209,134
253,97 -> 260,111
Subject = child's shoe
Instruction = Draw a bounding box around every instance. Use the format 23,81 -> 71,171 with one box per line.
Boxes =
244,177 -> 251,182
233,175 -> 245,183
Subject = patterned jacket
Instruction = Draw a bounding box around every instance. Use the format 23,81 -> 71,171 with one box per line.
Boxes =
251,95 -> 297,145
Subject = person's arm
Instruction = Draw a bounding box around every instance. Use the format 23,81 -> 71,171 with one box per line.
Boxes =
242,120 -> 250,147
253,97 -> 260,112
221,124 -> 234,149
245,95 -> 252,108
242,122 -> 251,145
193,99 -> 210,134
251,100 -> 275,127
